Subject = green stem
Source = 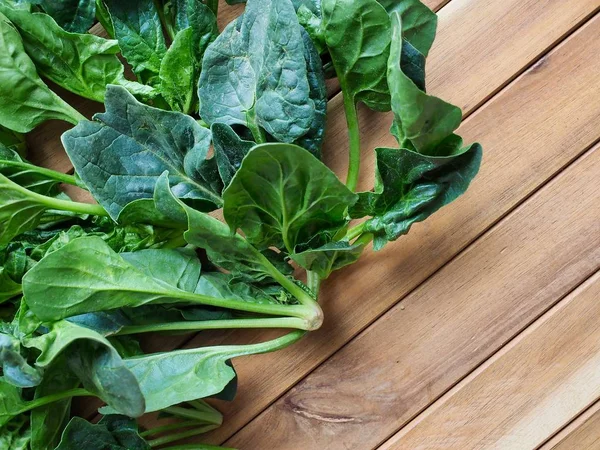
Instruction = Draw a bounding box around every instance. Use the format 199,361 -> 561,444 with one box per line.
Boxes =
0,161 -> 78,185
346,221 -> 366,241
40,194 -> 109,217
164,405 -> 222,425
341,86 -> 361,192
117,316 -> 311,335
17,388 -> 91,415
233,329 -> 306,358
148,424 -> 218,448
307,271 -> 321,297
140,420 -> 199,438
162,446 -> 234,450
247,110 -> 267,143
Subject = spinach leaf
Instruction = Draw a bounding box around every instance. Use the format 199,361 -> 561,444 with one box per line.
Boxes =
62,85 -> 222,220
0,333 -> 41,387
0,127 -> 26,158
322,0 -> 391,111
103,0 -> 167,85
0,148 -> 61,196
160,0 -> 217,113
0,268 -> 21,303
0,7 -> 155,102
223,143 -> 357,252
211,123 -> 254,190
35,0 -> 96,33
0,380 -> 27,427
198,0 -> 316,143
0,414 -> 30,447
55,416 -> 150,450
291,239 -> 366,279
25,320 -> 146,417
30,356 -> 79,450
95,0 -> 114,37
0,13 -> 84,132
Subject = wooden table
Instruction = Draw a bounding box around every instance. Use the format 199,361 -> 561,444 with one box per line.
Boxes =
33,0 -> 600,448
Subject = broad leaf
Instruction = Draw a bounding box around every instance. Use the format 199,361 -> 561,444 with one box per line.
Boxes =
55,416 -> 150,450
0,380 -> 27,427
223,143 -> 357,252
388,12 -> 461,154
37,0 -> 96,33
199,0 -> 316,142
322,0 -> 391,110
25,320 -> 146,417
0,13 -> 82,132
0,7 -> 155,102
62,85 -> 222,220
103,0 -> 167,85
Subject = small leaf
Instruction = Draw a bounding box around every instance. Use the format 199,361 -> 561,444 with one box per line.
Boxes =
36,0 -> 96,33
291,240 -> 366,279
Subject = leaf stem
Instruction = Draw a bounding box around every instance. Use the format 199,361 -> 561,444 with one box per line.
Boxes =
162,446 -> 234,450
307,270 -> 321,297
16,388 -> 91,415
232,329 -> 306,357
116,316 -> 312,335
140,420 -> 200,438
0,161 -> 78,185
341,87 -> 361,192
247,109 -> 267,143
148,424 -> 219,448
40,194 -> 109,217
346,221 -> 366,241
164,404 -> 222,425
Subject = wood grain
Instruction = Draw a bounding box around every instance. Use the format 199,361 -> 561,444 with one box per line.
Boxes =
179,9 -> 600,445
226,142 -> 600,449
543,400 -> 600,450
378,270 -> 600,450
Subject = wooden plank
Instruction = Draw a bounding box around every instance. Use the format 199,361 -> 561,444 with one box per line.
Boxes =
542,400 -> 600,450
225,141 -> 600,449
377,271 -> 600,450
172,9 -> 600,445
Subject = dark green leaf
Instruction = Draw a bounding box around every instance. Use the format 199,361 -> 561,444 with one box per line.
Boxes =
62,85 -> 222,220
0,6 -> 155,102
223,143 -> 357,252
0,13 -> 83,132
0,414 -> 30,448
198,0 -> 316,142
37,0 -> 96,33
30,355 -> 79,450
0,380 -> 26,427
0,126 -> 26,157
0,268 -> 21,303
211,123 -> 254,190
291,239 -> 366,279
103,0 -> 167,85
55,416 -> 150,450
322,0 -> 391,110
0,332 -> 41,387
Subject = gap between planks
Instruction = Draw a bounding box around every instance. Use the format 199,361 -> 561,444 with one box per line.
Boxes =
540,396 -> 600,449
379,268 -> 600,450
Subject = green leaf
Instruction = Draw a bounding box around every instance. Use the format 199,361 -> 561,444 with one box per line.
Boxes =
103,0 -> 167,85
55,416 -> 150,450
0,6 -> 155,103
30,356 -> 80,450
0,268 -> 21,303
322,0 -> 391,110
375,0 -> 437,56
0,126 -> 26,157
95,0 -> 114,36
211,123 -> 255,190
198,0 -> 316,142
0,414 -> 31,448
291,240 -> 366,279
0,380 -> 27,427
25,320 -> 146,417
223,143 -> 357,252
388,12 -> 461,154
0,13 -> 83,132
36,0 -> 96,33
0,333 -> 41,387
351,145 -> 481,250
62,85 -> 222,220
0,147 -> 61,196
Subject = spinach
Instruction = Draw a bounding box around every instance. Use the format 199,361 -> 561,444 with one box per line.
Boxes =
198,0 -> 316,143
62,85 -> 222,220
0,0 -> 483,447
0,13 -> 85,132
0,6 -> 155,102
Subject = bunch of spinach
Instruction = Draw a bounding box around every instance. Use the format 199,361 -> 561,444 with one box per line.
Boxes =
0,0 -> 482,448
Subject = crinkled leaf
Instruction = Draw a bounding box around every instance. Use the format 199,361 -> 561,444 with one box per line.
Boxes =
223,143 -> 357,252
322,0 -> 391,110
103,0 -> 167,85
55,416 -> 150,450
62,85 -> 222,220
199,0 -> 316,142
0,413 -> 30,446
0,333 -> 41,387
291,240 -> 366,279
351,145 -> 481,249
0,13 -> 82,132
211,123 -> 254,190
0,6 -> 155,102
36,0 -> 96,33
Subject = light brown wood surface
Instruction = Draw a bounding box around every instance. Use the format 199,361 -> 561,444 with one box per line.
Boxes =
25,0 -> 600,448
543,400 -> 600,450
378,269 -> 600,450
